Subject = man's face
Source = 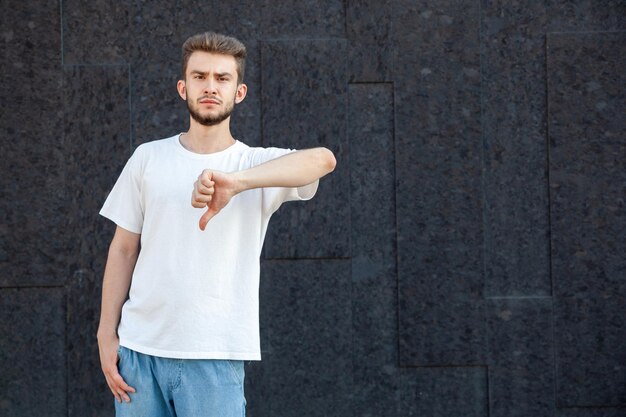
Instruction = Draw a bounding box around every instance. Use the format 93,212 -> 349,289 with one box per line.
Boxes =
178,51 -> 246,126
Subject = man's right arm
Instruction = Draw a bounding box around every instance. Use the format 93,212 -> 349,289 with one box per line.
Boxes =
97,226 -> 139,403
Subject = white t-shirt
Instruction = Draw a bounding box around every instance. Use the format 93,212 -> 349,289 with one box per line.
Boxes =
99,134 -> 318,360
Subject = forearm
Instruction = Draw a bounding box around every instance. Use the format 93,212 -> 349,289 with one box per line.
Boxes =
234,147 -> 336,192
97,243 -> 138,339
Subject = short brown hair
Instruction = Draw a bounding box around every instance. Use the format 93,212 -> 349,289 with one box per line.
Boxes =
181,32 -> 247,84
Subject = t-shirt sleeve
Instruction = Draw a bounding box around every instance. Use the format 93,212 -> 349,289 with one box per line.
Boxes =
99,147 -> 145,234
250,147 -> 319,216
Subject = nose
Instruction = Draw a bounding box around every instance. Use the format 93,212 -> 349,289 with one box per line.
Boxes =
203,78 -> 218,95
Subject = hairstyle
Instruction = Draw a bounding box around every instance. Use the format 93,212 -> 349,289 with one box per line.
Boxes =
181,32 -> 247,84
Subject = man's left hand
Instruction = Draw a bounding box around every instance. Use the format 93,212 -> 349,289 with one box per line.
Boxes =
192,169 -> 239,230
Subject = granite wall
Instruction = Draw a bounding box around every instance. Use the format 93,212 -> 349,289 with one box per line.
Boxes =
1,1 -> 624,416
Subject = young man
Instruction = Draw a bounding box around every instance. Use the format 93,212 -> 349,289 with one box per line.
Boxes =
97,32 -> 336,416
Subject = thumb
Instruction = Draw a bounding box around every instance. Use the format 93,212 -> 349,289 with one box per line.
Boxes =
199,207 -> 217,231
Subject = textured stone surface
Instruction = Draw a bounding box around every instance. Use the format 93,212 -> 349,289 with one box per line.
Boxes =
556,408 -> 626,417
0,287 -> 66,416
260,40 -> 350,259
259,0 -> 344,38
480,0 -> 625,300
0,0 -> 64,286
349,83 -> 398,415
131,0 -> 177,63
548,32 -> 625,299
555,296 -> 626,407
398,366 -> 488,417
487,298 -> 555,417
177,0 -> 258,42
63,0 -> 130,64
545,1 -> 626,32
63,64 -> 131,416
399,298 -> 487,366
481,0 -> 551,297
548,32 -> 625,408
131,58 -> 187,146
247,260 -> 353,416
346,0 -> 392,82
3,0 -> 626,415
393,0 -> 485,366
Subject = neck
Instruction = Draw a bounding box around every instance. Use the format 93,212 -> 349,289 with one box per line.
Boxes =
180,117 -> 236,154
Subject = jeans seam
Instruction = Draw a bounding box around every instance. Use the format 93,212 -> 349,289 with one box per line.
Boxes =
170,360 -> 183,393
225,360 -> 243,386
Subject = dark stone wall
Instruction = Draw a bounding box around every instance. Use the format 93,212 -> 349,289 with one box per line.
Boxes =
0,1 -> 624,416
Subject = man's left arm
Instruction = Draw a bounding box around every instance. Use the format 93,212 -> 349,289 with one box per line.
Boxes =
192,147 -> 336,230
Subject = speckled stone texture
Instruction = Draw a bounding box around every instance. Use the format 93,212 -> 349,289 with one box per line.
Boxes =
481,0 -> 551,297
349,83 -> 398,415
555,297 -> 626,408
393,0 -> 485,367
3,0 -> 626,415
347,0 -> 392,82
131,58 -> 188,146
397,366 -> 489,417
480,0 -> 626,300
0,288 -> 66,416
259,0 -> 345,38
0,0 -> 65,286
246,260 -> 353,417
547,31 -> 626,408
260,40 -> 350,259
63,0 -> 130,65
556,408 -> 626,417
487,298 -> 555,417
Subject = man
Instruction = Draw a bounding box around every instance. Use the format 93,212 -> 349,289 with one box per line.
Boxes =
97,31 -> 336,416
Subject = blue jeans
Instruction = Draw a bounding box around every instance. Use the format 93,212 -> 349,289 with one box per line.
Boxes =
115,346 -> 246,417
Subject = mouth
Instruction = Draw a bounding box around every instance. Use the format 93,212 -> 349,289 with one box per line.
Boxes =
199,97 -> 220,105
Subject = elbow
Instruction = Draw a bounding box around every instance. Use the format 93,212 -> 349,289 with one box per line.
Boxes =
319,147 -> 336,173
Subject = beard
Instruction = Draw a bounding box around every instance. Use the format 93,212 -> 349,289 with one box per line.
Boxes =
186,94 -> 235,126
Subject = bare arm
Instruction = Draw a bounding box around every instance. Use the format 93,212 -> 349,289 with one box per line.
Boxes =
97,226 -> 140,403
192,147 -> 336,230
234,147 -> 336,190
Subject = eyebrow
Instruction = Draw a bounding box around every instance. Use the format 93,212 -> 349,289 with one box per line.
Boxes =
190,70 -> 233,78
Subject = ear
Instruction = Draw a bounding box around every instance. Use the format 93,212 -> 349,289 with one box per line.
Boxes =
177,79 -> 187,100
235,83 -> 247,104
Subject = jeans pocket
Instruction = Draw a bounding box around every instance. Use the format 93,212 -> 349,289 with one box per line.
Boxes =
225,360 -> 244,386
117,345 -> 123,366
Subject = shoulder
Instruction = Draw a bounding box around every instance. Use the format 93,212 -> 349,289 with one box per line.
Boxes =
131,135 -> 178,160
123,135 -> 178,174
135,135 -> 178,153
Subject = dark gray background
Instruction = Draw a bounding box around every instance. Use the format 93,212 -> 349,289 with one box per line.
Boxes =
1,1 -> 624,416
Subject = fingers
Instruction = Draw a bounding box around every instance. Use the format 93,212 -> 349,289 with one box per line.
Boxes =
105,369 -> 136,403
99,338 -> 135,404
191,188 -> 213,207
197,180 -> 215,194
191,177 -> 215,208
105,375 -> 121,403
193,170 -> 227,230
199,170 -> 215,187
114,373 -> 136,403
